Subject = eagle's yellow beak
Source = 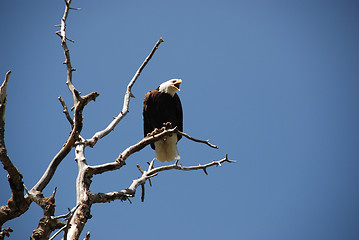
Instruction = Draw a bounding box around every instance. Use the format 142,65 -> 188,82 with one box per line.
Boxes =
173,79 -> 182,91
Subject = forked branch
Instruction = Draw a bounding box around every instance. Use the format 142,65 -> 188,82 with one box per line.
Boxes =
31,91 -> 99,193
89,126 -> 231,203
91,154 -> 235,203
25,187 -> 66,240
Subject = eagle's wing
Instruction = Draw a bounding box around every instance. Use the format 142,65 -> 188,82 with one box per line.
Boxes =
173,93 -> 183,142
143,90 -> 156,149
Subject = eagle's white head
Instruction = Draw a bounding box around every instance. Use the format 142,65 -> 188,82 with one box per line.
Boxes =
158,79 -> 182,96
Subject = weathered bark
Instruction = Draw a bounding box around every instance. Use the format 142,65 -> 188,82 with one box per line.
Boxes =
0,71 -> 31,229
30,191 -> 65,240
66,144 -> 92,240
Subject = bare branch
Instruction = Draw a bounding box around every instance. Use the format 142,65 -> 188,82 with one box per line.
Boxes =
31,92 -> 99,193
66,143 -> 93,240
87,127 -> 178,175
59,37 -> 167,238
84,232 -> 90,240
58,0 -> 78,105
69,7 -> 82,11
140,183 -> 145,202
54,204 -> 79,220
178,130 -> 218,149
90,190 -> 133,203
136,165 -> 146,202
0,71 -> 31,228
148,154 -> 235,176
49,225 -> 67,240
116,126 -> 177,163
24,185 -> 50,209
58,96 -> 73,126
86,38 -> 164,147
136,164 -> 144,174
91,155 -> 235,204
0,71 -> 11,107
28,0 -> 97,197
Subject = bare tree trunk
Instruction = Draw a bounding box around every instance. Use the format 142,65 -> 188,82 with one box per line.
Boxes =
66,144 -> 91,240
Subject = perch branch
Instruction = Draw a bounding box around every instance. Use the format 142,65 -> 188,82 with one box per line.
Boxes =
86,38 -> 164,147
87,127 -> 178,175
88,127 -> 218,176
0,71 -> 31,228
115,126 -> 177,163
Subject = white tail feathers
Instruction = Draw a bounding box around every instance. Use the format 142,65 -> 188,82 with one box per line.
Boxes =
154,133 -> 180,162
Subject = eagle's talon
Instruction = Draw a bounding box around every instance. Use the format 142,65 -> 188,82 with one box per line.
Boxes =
149,128 -> 162,136
164,122 -> 173,129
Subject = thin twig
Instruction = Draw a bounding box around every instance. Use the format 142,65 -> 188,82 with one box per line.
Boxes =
50,204 -> 79,240
0,71 -> 11,103
49,225 -> 67,240
178,131 -> 218,149
84,232 -> 90,240
58,96 -> 74,126
140,183 -> 145,202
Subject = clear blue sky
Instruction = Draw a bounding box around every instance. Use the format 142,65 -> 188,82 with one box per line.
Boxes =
1,0 -> 359,239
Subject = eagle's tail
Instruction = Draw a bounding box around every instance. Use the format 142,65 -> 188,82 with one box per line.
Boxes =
154,133 -> 180,162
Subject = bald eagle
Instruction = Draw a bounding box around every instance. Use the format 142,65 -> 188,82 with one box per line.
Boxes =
143,79 -> 183,162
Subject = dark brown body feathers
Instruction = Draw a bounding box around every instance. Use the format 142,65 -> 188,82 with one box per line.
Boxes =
143,88 -> 183,149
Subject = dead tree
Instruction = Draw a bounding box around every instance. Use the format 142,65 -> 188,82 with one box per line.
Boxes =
0,1 -> 235,239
